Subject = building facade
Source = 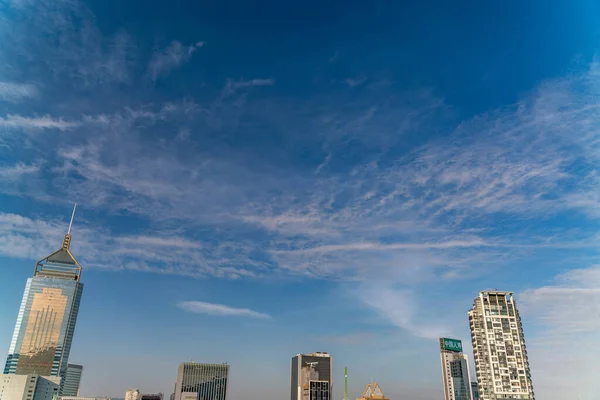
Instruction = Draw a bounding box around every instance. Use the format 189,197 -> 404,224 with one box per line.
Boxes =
125,389 -> 140,400
60,397 -> 111,400
174,363 -> 229,400
356,383 -> 388,400
290,353 -> 332,400
471,382 -> 480,400
468,291 -> 535,400
440,338 -> 474,400
62,365 -> 83,397
3,225 -> 84,397
0,373 -> 61,400
140,395 -> 163,400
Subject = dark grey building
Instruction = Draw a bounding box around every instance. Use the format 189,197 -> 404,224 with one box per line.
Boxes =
471,382 -> 480,400
291,353 -> 332,400
141,394 -> 163,400
62,364 -> 84,396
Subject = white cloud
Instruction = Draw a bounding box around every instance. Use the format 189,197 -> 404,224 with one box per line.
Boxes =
177,301 -> 271,319
520,266 -> 600,400
1,0 -> 137,86
0,211 -> 262,279
357,284 -> 449,339
221,78 -> 274,97
0,163 -> 40,180
344,77 -> 365,88
0,81 -> 38,102
0,114 -> 79,130
119,236 -> 203,249
275,238 -> 488,255
148,41 -> 204,81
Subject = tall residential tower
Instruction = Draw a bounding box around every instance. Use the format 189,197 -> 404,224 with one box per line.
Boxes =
439,338 -> 474,400
3,206 -> 84,395
468,291 -> 534,400
290,352 -> 332,400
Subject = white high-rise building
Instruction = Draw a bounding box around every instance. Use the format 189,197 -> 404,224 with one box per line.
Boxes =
440,338 -> 474,400
468,291 -> 534,400
125,389 -> 140,400
0,374 -> 61,400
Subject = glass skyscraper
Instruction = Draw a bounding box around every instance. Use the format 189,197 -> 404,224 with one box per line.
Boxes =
4,224 -> 84,395
440,338 -> 474,400
174,362 -> 229,400
62,364 -> 84,396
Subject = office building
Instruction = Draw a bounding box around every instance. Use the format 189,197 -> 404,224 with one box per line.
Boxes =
62,364 -> 83,396
356,383 -> 388,400
60,397 -> 111,400
174,363 -> 229,400
0,374 -> 61,400
468,291 -> 535,400
125,389 -> 140,400
440,338 -> 474,400
140,395 -> 163,400
471,382 -> 480,400
4,207 -> 84,397
290,352 -> 332,400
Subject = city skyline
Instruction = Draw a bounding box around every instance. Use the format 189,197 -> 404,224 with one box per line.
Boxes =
1,0 -> 600,399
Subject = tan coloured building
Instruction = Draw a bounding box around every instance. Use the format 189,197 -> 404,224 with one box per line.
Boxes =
356,383 -> 388,400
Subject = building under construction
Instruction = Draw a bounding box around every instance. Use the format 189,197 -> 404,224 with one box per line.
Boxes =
290,352 -> 332,400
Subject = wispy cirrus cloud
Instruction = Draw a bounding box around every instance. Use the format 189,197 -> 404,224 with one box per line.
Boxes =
0,81 -> 38,102
0,115 -> 80,131
177,301 -> 271,319
0,163 -> 40,180
148,41 -> 204,81
0,212 -> 263,279
221,78 -> 275,98
520,265 -> 600,400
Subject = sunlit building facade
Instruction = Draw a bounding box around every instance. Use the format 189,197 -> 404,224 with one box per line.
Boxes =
174,363 -> 229,400
356,382 -> 388,400
0,373 -> 61,400
3,220 -> 84,396
468,291 -> 534,400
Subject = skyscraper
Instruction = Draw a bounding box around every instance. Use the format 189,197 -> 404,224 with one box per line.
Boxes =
439,338 -> 474,400
62,364 -> 84,396
173,363 -> 229,400
3,206 -> 84,396
468,291 -> 535,400
290,352 -> 332,400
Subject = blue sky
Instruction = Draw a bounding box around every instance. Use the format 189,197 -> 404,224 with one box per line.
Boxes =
1,0 -> 600,398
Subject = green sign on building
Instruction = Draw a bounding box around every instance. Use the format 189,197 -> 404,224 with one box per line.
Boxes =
442,338 -> 463,352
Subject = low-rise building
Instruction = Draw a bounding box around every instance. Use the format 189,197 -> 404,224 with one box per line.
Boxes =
60,397 -> 111,400
0,374 -> 60,400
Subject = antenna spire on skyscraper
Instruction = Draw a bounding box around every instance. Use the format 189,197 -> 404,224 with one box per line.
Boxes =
68,203 -> 77,235
62,203 -> 77,250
